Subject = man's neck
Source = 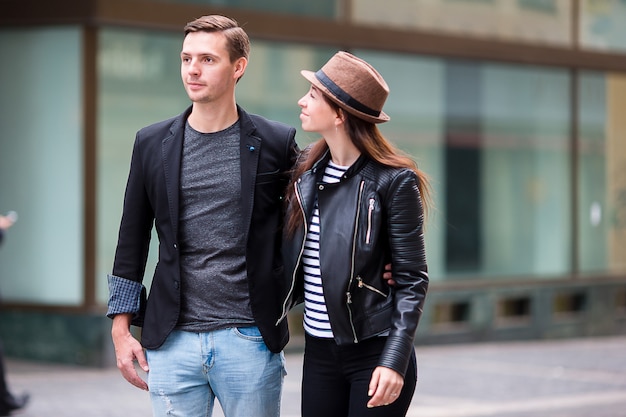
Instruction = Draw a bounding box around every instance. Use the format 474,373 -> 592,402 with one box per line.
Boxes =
187,101 -> 239,133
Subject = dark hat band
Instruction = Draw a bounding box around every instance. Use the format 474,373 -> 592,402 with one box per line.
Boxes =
315,70 -> 381,118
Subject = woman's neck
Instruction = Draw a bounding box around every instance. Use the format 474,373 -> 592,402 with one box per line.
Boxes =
326,134 -> 361,167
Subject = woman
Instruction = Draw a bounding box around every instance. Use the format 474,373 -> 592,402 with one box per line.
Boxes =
279,51 -> 430,416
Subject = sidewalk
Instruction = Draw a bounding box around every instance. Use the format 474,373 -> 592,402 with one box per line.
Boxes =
5,335 -> 626,417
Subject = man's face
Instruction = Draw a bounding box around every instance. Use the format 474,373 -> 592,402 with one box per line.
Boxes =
180,31 -> 245,104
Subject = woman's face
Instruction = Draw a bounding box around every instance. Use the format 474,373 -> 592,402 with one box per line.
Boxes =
298,85 -> 340,135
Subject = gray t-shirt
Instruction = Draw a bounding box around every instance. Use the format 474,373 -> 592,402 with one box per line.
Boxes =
176,120 -> 254,332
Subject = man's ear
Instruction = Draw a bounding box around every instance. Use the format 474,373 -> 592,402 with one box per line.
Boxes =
234,57 -> 248,80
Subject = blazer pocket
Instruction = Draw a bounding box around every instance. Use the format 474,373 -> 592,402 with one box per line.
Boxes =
256,169 -> 281,185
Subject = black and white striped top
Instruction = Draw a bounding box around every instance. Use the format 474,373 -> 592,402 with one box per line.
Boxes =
303,161 -> 349,339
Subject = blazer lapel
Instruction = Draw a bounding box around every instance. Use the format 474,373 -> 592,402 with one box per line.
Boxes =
162,108 -> 190,239
238,107 -> 261,240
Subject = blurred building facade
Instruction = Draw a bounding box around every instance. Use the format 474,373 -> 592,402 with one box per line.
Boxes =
0,0 -> 625,366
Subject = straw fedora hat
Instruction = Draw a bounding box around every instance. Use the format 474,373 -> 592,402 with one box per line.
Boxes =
301,51 -> 390,124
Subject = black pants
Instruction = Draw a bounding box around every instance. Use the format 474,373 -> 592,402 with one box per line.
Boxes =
0,340 -> 14,410
302,334 -> 417,417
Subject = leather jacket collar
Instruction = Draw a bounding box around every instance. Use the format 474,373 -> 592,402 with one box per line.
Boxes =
310,149 -> 369,182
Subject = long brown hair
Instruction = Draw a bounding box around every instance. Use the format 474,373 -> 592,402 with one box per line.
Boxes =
285,99 -> 431,236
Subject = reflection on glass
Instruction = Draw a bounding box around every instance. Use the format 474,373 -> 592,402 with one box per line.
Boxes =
354,50 -> 446,281
580,0 -> 626,53
578,72 -> 626,274
351,0 -> 571,46
96,28 -> 189,303
479,64 -> 571,278
578,72 -> 607,272
0,27 -> 83,304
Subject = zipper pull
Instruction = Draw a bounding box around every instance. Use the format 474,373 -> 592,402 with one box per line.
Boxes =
356,276 -> 363,288
346,292 -> 352,304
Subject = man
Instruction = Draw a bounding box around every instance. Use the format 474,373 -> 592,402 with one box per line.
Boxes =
107,15 -> 298,417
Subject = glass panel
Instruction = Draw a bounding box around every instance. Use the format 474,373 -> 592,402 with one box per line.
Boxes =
578,73 -> 607,272
353,50 -> 447,281
351,0 -> 571,46
480,64 -> 571,277
238,43 -> 337,144
0,27 -> 83,304
143,0 -> 337,17
580,0 -> 626,53
96,28 -> 189,303
355,55 -> 571,280
578,72 -> 626,274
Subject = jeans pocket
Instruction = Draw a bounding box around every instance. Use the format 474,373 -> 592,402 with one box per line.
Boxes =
233,326 -> 264,341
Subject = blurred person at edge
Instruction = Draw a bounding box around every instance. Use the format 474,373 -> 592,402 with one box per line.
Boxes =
106,15 -> 299,417
0,212 -> 30,416
279,51 -> 430,417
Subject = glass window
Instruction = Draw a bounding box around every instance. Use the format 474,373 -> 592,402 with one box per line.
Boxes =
353,50 -> 447,281
0,27 -> 84,304
480,64 -> 571,278
348,51 -> 572,280
96,28 -> 189,303
237,42 -> 337,143
443,61 -> 572,279
578,72 -> 607,273
580,0 -> 626,53
320,50 -> 572,280
351,0 -> 571,47
578,72 -> 626,274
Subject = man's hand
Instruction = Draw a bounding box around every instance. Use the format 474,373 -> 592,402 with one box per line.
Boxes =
383,263 -> 395,286
366,366 -> 404,408
111,314 -> 149,391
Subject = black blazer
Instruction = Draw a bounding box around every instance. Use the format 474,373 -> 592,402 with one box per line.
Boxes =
111,105 -> 298,352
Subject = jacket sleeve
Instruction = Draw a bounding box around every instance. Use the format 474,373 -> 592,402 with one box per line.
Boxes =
108,133 -> 155,326
107,274 -> 147,325
378,169 -> 428,377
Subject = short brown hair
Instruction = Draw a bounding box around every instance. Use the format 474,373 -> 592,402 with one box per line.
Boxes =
184,15 -> 250,63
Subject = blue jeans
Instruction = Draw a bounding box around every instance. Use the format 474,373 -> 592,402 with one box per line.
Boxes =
146,328 -> 285,417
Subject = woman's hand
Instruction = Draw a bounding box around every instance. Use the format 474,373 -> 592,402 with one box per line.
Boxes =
383,263 -> 395,286
366,366 -> 404,408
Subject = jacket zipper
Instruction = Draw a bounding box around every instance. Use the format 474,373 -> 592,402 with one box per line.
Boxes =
356,276 -> 387,297
365,198 -> 375,244
345,180 -> 365,343
277,182 -> 308,325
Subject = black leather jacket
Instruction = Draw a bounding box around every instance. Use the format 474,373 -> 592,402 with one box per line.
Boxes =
280,151 -> 428,377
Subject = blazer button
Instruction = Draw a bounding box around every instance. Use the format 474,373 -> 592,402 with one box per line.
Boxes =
318,184 -> 324,190
174,281 -> 179,289
173,243 -> 177,249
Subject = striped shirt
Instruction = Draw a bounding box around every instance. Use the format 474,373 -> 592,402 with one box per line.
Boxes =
303,161 -> 349,338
